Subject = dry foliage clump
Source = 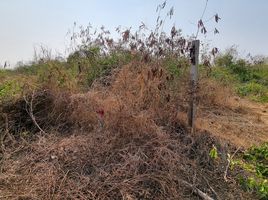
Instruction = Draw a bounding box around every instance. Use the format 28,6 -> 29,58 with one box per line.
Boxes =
197,78 -> 235,109
0,89 -> 72,135
70,62 -> 180,129
0,63 -> 255,199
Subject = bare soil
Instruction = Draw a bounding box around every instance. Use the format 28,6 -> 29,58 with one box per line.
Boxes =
197,97 -> 268,148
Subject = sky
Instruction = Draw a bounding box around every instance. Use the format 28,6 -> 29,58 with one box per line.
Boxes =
0,0 -> 268,67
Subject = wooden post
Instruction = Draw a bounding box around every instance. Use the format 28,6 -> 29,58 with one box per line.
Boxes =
188,40 -> 200,129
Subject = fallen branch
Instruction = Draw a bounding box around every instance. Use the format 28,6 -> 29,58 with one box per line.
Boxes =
203,176 -> 221,200
180,179 -> 214,200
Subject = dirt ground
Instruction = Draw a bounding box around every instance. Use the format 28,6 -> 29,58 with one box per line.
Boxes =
197,97 -> 268,148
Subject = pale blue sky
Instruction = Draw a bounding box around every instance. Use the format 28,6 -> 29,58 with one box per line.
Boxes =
0,0 -> 268,66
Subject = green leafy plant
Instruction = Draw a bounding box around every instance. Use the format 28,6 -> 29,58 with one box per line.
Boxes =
232,143 -> 268,199
240,177 -> 268,199
209,145 -> 218,160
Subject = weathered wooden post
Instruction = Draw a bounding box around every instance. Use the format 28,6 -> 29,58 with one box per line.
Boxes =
188,40 -> 200,130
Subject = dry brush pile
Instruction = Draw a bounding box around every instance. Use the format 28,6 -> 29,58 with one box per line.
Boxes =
0,61 -> 256,200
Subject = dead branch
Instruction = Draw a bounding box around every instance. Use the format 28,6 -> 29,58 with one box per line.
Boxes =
0,113 -> 14,151
24,91 -> 46,134
180,179 -> 214,200
203,176 -> 221,200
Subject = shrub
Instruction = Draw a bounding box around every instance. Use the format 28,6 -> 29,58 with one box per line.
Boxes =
229,62 -> 252,82
236,82 -> 268,102
0,80 -> 22,102
215,53 -> 234,67
212,55 -> 268,103
215,46 -> 238,67
210,67 -> 236,84
164,56 -> 189,78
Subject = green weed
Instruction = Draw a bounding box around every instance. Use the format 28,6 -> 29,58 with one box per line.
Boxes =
232,143 -> 268,199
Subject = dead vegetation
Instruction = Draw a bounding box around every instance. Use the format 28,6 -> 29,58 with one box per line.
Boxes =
0,62 -> 263,199
1,0 -> 267,198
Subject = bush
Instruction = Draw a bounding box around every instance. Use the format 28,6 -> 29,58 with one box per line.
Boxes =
236,82 -> 268,102
215,46 -> 238,67
212,52 -> 268,102
210,67 -> 236,84
0,80 -> 22,102
84,51 -> 133,86
215,53 -> 234,67
229,61 -> 252,82
164,56 -> 189,78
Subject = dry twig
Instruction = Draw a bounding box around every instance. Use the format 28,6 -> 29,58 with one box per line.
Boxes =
24,91 -> 46,134
224,147 -> 241,182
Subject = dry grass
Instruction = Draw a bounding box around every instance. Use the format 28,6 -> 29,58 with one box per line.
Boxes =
0,63 -> 258,199
0,128 -> 252,199
197,78 -> 235,108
